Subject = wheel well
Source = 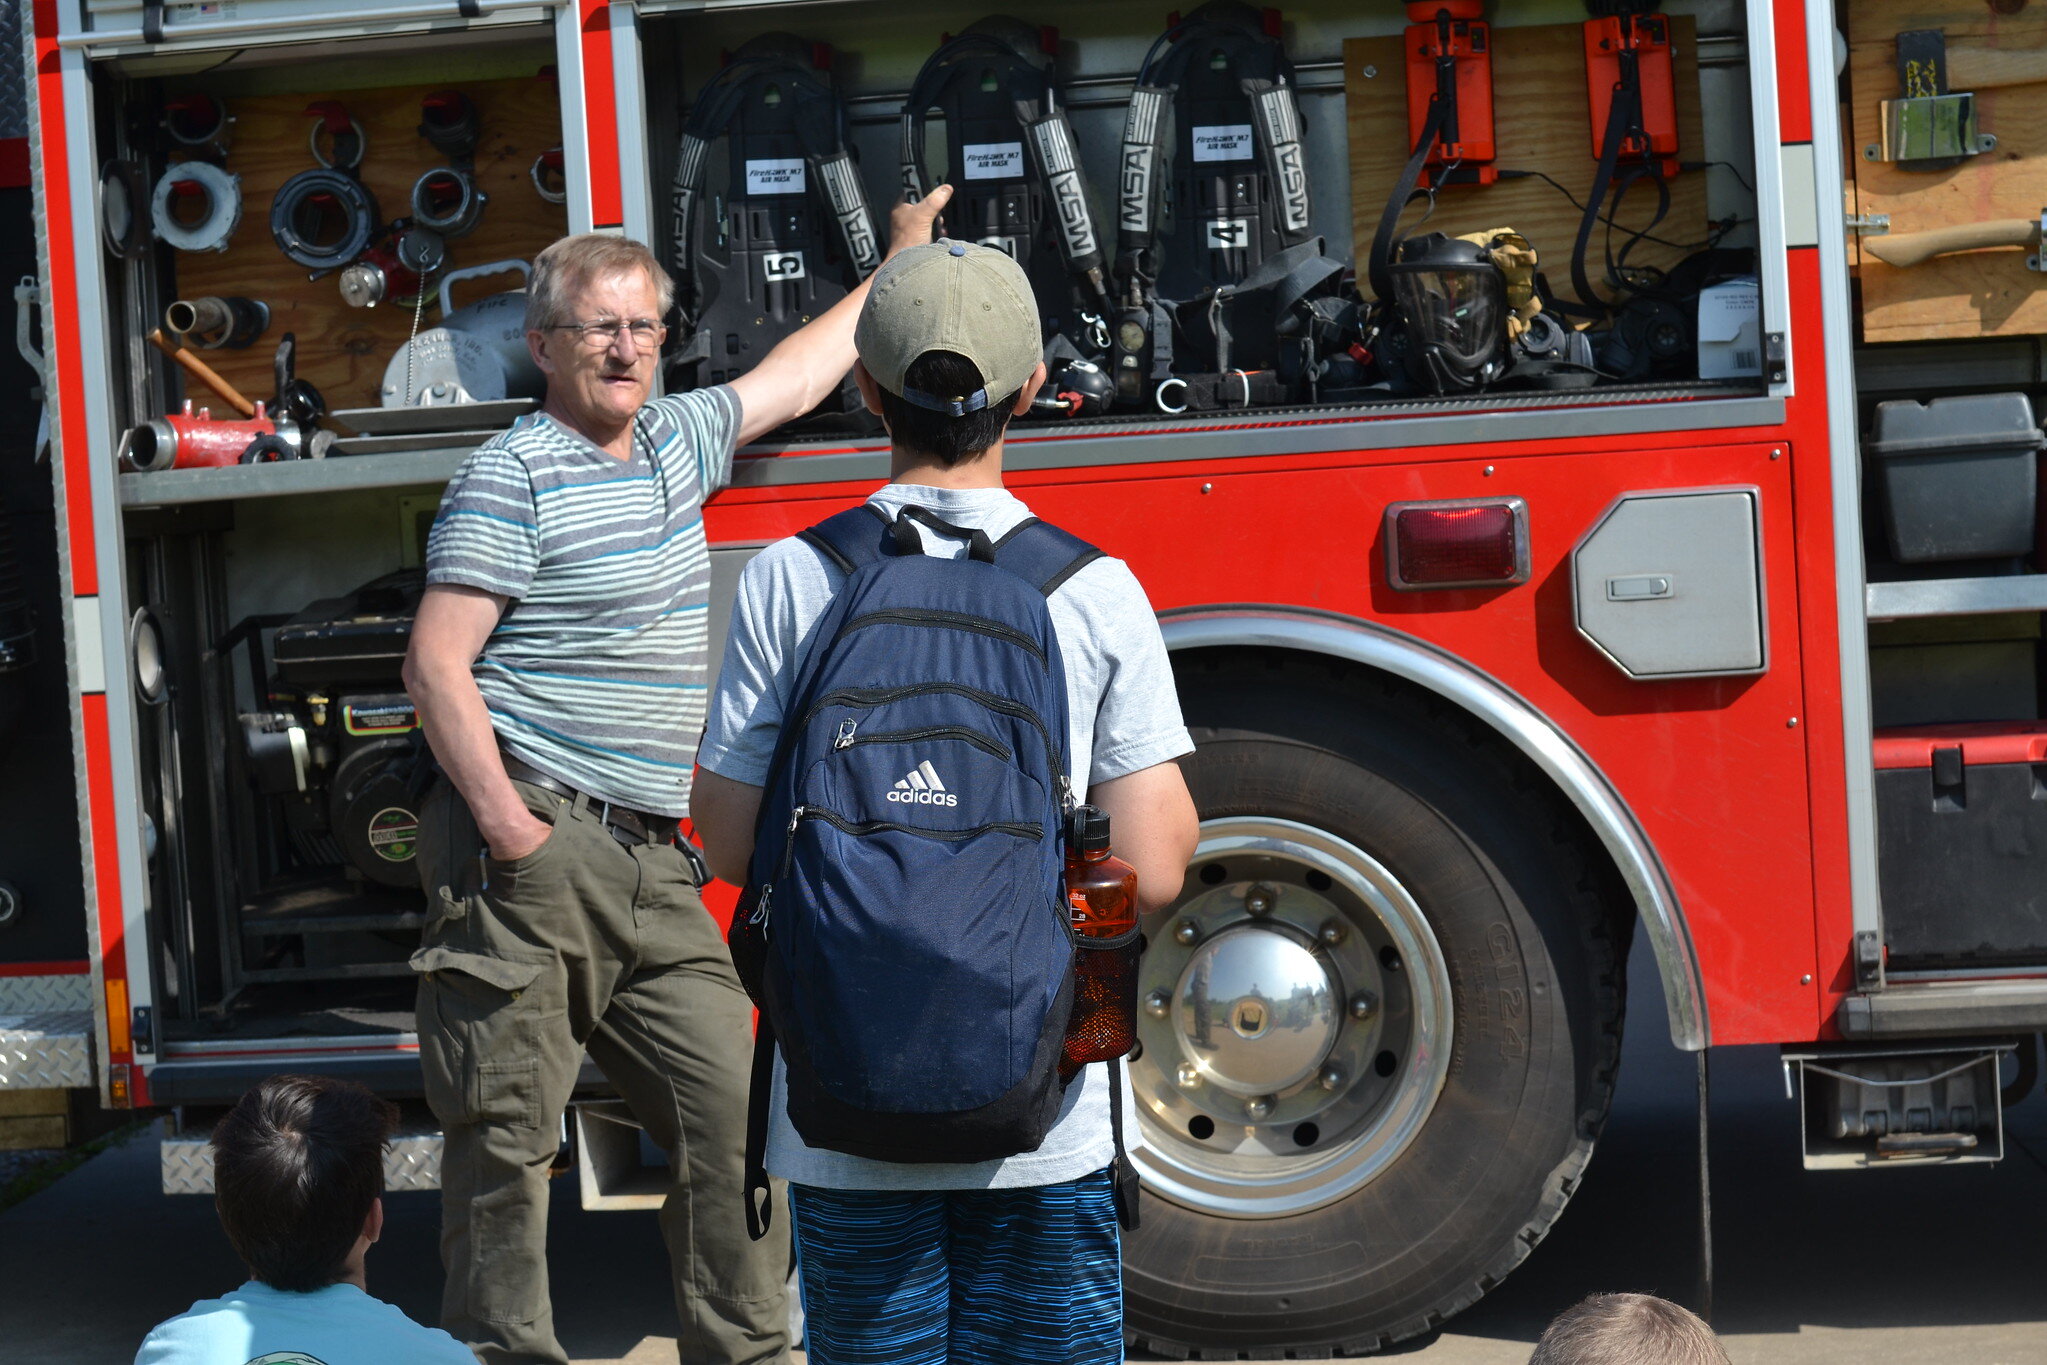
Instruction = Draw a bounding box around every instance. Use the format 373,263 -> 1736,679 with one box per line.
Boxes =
1169,643 -> 1644,1019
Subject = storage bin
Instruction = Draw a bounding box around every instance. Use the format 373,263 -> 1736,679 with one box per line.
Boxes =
1874,722 -> 2047,967
1866,392 -> 2042,563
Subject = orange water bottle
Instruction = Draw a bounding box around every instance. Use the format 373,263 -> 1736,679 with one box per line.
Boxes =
1062,806 -> 1141,1078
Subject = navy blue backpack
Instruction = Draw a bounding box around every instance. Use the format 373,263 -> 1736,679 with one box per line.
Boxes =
731,503 -> 1108,1236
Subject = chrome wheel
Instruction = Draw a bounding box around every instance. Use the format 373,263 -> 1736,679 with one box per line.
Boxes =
1131,817 -> 1454,1219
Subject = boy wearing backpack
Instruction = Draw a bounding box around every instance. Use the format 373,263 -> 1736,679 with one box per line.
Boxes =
692,238 -> 1199,1364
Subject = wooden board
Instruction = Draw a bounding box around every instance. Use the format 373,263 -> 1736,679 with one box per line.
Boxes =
1848,10 -> 2047,342
1345,18 -> 1706,308
167,75 -> 567,413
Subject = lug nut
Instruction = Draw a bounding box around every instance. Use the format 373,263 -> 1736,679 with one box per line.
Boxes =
1173,919 -> 1200,945
1319,1066 -> 1346,1091
1145,990 -> 1172,1018
1318,918 -> 1347,947
1349,991 -> 1379,1021
1245,1095 -> 1275,1120
1244,884 -> 1275,916
1175,1063 -> 1202,1091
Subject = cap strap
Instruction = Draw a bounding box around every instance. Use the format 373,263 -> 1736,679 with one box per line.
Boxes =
898,385 -> 991,416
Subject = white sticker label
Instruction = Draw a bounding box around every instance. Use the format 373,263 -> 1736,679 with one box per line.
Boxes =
763,251 -> 807,281
962,142 -> 1026,180
1191,124 -> 1255,162
745,158 -> 807,195
1205,218 -> 1253,250
978,235 -> 1020,258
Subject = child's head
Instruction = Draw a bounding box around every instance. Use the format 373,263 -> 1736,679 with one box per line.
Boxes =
212,1074 -> 396,1291
854,238 -> 1046,466
1529,1293 -> 1730,1365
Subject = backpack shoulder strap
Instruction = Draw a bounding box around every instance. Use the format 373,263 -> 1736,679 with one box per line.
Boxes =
796,504 -> 892,575
993,517 -> 1105,597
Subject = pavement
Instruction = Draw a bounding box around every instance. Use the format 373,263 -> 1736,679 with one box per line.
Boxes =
3,935 -> 2045,1364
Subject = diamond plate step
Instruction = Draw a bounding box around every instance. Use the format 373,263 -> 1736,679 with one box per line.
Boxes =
0,1012 -> 93,1089
161,1118 -> 445,1195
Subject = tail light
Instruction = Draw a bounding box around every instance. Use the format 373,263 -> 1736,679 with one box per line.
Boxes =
1385,497 -> 1529,590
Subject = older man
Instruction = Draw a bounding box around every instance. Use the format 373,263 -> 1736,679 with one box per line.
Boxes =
402,190 -> 950,1365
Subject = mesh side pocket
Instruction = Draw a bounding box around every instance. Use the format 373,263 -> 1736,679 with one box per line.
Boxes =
1063,930 -> 1142,1072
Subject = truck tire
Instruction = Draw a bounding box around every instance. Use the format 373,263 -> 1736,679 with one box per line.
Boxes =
1124,655 -> 1627,1357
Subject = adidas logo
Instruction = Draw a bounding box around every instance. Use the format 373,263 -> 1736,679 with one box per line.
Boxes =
887,760 -> 959,807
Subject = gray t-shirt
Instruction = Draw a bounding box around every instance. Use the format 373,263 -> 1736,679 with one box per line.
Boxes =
425,388 -> 740,816
699,482 -> 1193,1190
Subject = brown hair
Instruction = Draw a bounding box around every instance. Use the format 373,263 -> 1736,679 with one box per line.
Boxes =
212,1075 -> 397,1292
1528,1294 -> 1730,1365
524,233 -> 676,333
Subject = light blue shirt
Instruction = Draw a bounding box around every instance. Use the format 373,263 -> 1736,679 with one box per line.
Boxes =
135,1280 -> 474,1365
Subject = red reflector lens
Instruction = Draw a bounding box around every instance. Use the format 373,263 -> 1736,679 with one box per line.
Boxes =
1391,502 -> 1524,588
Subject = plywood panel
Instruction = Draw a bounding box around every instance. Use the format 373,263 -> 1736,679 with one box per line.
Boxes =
1849,14 -> 2047,342
1345,18 -> 1706,308
167,75 -> 566,413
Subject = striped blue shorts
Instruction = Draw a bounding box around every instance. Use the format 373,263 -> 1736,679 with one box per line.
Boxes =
789,1168 -> 1123,1365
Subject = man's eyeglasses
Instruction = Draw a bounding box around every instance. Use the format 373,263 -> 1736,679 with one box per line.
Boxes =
549,318 -> 668,351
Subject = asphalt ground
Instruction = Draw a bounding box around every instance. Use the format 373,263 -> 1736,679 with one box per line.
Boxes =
4,935 -> 2045,1364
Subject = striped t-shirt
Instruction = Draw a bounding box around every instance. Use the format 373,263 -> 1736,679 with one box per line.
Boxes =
424,387 -> 741,816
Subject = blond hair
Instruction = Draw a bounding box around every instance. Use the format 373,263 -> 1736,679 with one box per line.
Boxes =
523,233 -> 675,333
1528,1294 -> 1730,1365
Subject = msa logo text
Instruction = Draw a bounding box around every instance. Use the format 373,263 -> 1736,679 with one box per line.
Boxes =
888,760 -> 958,807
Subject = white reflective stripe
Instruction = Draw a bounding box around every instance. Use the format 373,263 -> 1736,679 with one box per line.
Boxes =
1126,88 -> 1166,146
1030,120 -> 1076,175
73,594 -> 104,693
1779,142 -> 1818,248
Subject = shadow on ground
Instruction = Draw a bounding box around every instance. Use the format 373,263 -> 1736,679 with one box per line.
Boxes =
2,936 -> 2044,1363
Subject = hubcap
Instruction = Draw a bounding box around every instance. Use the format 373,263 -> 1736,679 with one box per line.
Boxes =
1175,926 -> 1339,1097
1131,817 -> 1455,1218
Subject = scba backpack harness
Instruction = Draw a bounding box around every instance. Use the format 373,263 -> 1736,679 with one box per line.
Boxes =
731,504 -> 1137,1237
667,35 -> 880,405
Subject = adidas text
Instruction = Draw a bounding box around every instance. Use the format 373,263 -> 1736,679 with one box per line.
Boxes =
889,760 -> 957,806
887,788 -> 958,807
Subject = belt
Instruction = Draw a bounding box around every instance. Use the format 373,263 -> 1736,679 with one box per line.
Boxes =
498,751 -> 708,884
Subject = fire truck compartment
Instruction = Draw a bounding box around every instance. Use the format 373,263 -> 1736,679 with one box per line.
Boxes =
1873,723 -> 2047,970
1784,1043 -> 2012,1171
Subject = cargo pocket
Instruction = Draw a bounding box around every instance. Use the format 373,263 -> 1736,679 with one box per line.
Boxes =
412,943 -> 552,1129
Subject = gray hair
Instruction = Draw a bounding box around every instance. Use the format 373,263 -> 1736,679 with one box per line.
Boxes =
523,233 -> 676,333
1528,1295 -> 1730,1365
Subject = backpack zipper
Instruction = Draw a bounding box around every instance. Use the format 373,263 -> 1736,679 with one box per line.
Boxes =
751,804 -> 807,935
804,805 -> 1042,842
832,720 -> 1011,761
803,683 -> 1064,796
840,608 -> 1047,666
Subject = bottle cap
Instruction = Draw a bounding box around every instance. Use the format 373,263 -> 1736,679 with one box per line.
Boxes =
1076,804 -> 1110,852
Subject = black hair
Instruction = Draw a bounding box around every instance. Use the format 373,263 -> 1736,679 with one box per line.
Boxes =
211,1075 -> 396,1292
874,350 -> 1023,467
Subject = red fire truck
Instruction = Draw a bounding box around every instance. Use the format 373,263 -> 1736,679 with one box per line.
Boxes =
3,0 -> 2038,1354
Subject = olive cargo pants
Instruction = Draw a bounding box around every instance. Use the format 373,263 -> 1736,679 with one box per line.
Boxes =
413,776 -> 788,1365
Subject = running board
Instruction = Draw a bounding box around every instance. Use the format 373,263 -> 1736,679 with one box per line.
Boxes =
0,1010 -> 93,1089
161,1115 -> 445,1195
1836,981 -> 2047,1037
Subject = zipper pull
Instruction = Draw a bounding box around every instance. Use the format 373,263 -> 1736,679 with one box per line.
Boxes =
1058,773 -> 1076,815
789,803 -> 806,832
748,885 -> 773,928
834,720 -> 857,750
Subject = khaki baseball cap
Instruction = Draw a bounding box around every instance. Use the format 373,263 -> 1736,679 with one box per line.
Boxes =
855,239 -> 1042,415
